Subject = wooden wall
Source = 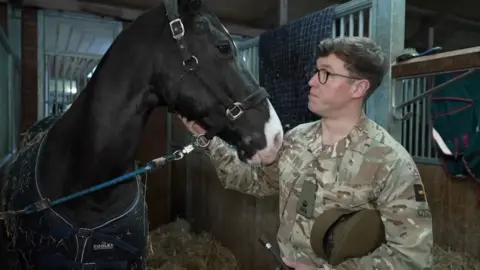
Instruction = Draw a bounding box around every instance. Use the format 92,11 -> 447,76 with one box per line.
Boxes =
170,152 -> 281,270
134,108 -> 172,230
419,163 -> 480,257
169,117 -> 281,270
169,115 -> 480,269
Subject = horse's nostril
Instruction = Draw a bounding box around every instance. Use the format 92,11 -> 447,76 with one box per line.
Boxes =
244,136 -> 253,145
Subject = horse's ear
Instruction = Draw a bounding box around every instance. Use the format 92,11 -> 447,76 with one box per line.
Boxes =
178,0 -> 202,13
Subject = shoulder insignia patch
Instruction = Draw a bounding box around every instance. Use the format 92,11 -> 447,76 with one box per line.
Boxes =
413,184 -> 426,202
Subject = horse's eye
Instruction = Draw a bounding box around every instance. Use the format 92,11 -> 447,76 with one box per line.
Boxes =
216,43 -> 231,55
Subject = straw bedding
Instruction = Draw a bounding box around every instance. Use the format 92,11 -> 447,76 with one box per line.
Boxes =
146,218 -> 239,270
431,245 -> 480,270
146,218 -> 480,270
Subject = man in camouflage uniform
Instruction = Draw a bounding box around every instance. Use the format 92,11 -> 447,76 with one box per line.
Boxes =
179,37 -> 433,269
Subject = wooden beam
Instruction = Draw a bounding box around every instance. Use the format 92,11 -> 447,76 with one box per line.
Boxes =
18,0 -> 265,36
222,23 -> 265,36
392,46 -> 480,78
6,0 -> 23,7
22,0 -> 141,20
407,5 -> 480,30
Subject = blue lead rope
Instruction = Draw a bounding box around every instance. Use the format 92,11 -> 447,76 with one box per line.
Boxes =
0,151 -> 185,219
23,164 -> 154,215
20,160 -> 161,216
48,165 -> 152,207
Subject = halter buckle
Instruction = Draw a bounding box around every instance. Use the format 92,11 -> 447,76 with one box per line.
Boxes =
226,102 -> 244,121
195,134 -> 211,148
169,18 -> 185,40
183,55 -> 199,69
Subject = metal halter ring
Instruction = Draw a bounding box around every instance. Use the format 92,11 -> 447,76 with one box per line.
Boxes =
226,102 -> 244,121
194,134 -> 211,148
172,150 -> 184,160
183,55 -> 198,68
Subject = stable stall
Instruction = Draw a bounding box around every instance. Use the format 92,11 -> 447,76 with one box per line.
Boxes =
3,0 -> 480,268
166,0 -> 480,269
166,0 -> 405,268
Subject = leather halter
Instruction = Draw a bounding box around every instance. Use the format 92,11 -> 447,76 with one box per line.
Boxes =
164,0 -> 270,146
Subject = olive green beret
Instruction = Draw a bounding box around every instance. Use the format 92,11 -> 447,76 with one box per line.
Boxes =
310,208 -> 386,266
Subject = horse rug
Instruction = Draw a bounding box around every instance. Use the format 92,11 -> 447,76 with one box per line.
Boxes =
0,117 -> 148,269
258,5 -> 336,132
430,70 -> 480,197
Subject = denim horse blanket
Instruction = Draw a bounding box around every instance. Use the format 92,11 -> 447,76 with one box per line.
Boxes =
0,116 -> 148,269
258,5 -> 336,131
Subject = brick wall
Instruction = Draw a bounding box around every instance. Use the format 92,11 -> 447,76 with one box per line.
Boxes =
20,8 -> 38,133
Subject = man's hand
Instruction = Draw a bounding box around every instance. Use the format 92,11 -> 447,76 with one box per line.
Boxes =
282,257 -> 334,270
177,115 -> 206,135
282,257 -> 316,270
177,115 -> 218,150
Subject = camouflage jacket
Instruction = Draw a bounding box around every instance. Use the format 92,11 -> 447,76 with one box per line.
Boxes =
205,115 -> 434,269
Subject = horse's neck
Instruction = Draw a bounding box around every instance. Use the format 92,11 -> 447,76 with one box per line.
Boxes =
37,38 -> 156,226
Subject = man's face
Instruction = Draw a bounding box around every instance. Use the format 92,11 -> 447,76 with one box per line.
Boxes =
307,53 -> 368,117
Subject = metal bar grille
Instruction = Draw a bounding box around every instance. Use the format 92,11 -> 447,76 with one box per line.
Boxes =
236,0 -> 373,66
234,0 -> 373,109
397,75 -> 440,164
0,26 -> 21,159
237,40 -> 260,81
44,54 -> 99,117
331,1 -> 372,115
331,1 -> 371,38
40,11 -> 122,118
400,77 -> 437,161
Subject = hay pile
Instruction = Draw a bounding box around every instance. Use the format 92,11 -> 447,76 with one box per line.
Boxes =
147,218 -> 480,270
433,244 -> 480,270
147,218 -> 239,270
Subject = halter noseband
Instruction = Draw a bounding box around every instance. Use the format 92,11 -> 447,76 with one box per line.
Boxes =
164,0 -> 270,147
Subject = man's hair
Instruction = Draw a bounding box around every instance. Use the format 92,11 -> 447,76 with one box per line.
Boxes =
316,36 -> 388,94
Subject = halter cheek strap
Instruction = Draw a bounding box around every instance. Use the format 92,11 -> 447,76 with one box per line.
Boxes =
163,0 -> 270,145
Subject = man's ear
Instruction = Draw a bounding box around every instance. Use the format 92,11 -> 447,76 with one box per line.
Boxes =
351,79 -> 370,99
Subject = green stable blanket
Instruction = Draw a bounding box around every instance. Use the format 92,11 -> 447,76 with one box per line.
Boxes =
430,70 -> 480,183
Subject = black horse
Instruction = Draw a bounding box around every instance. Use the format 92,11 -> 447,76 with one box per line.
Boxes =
0,0 -> 284,269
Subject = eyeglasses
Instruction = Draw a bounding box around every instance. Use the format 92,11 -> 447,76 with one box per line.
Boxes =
314,68 -> 360,84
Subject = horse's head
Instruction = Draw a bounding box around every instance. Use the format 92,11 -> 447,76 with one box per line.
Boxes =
147,0 -> 283,164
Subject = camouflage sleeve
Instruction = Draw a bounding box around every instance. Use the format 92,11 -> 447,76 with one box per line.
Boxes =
203,136 -> 281,198
333,157 -> 434,270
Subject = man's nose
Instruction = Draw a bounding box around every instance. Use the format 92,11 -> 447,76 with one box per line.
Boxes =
308,74 -> 317,87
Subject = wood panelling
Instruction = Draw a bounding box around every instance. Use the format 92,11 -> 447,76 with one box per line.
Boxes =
419,163 -> 480,257
170,140 -> 480,269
